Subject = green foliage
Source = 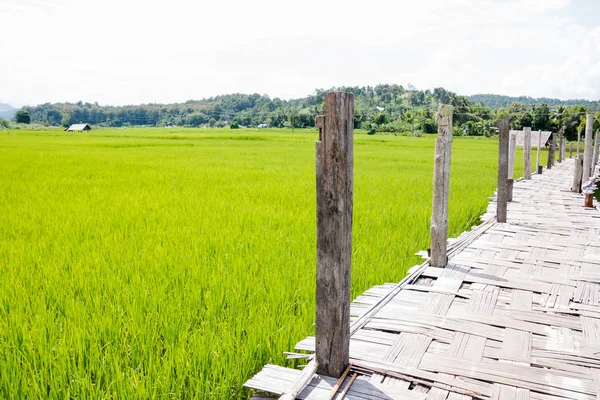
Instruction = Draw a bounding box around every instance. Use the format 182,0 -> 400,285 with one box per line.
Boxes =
0,127 -> 540,399
0,118 -> 10,129
230,120 -> 240,129
62,112 -> 72,127
15,85 -> 599,138
15,110 -> 30,124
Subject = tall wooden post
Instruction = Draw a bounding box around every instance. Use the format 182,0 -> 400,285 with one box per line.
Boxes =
570,142 -> 573,158
508,132 -> 517,202
430,104 -> 453,268
523,127 -> 532,180
572,155 -> 583,193
536,130 -> 543,175
315,92 -> 353,378
562,137 -> 566,163
583,114 -> 594,183
497,118 -> 510,222
592,130 -> 600,171
557,131 -> 563,163
547,132 -> 555,169
577,129 -> 581,157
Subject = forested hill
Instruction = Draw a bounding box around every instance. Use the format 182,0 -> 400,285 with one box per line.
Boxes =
0,103 -> 16,119
13,85 -> 600,138
468,94 -> 600,109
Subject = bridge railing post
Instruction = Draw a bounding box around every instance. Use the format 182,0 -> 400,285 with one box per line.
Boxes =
536,130 -> 543,175
570,142 -> 573,159
592,130 -> 600,170
573,155 -> 583,193
547,132 -> 555,169
315,92 -> 353,378
523,127 -> 532,179
508,132 -> 517,201
583,114 -> 594,182
430,104 -> 453,268
497,118 -> 510,222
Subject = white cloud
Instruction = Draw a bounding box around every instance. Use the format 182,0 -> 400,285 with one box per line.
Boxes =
0,0 -> 598,106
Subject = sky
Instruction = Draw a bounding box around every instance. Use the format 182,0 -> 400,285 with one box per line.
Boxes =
1,0 -> 599,107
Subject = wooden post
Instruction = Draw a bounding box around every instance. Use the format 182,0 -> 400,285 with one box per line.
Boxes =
430,104 -> 453,268
315,92 -> 353,378
557,131 -> 563,163
562,137 -> 566,163
592,130 -> 600,171
536,130 -> 542,175
547,132 -> 555,169
583,114 -> 594,183
497,118 -> 510,222
584,193 -> 594,208
572,155 -> 583,193
577,129 -> 581,157
508,132 -> 517,202
523,127 -> 532,180
570,142 -> 573,158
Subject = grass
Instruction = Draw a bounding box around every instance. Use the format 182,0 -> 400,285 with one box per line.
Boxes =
0,127 -> 542,398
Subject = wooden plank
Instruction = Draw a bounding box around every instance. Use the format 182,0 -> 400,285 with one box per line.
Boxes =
419,353 -> 596,399
431,104 -> 453,268
315,92 -> 353,377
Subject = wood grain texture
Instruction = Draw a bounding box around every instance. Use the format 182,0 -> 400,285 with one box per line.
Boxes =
430,104 -> 453,268
583,114 -> 594,182
523,127 -> 532,180
508,132 -> 517,180
315,92 -> 353,377
547,132 -> 555,169
573,155 -> 583,193
497,118 -> 510,222
593,130 -> 600,172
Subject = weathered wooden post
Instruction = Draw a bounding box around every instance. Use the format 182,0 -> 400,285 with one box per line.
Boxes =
583,114 -> 594,183
536,130 -> 543,175
497,118 -> 510,222
562,137 -> 567,162
430,104 -> 453,268
572,155 -> 583,193
547,132 -> 555,169
508,132 -> 517,202
315,92 -> 353,378
523,127 -> 532,179
577,129 -> 581,157
592,130 -> 600,170
557,132 -> 563,163
570,142 -> 573,158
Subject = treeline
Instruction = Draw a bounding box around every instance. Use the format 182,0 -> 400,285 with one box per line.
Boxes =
468,94 -> 600,110
16,85 -> 600,138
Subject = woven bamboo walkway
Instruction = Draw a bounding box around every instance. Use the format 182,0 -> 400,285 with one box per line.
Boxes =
245,158 -> 600,400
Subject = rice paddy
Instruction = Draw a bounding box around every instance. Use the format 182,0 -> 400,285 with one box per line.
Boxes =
0,128 -> 539,398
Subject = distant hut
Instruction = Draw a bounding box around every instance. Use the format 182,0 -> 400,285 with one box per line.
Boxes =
66,124 -> 92,132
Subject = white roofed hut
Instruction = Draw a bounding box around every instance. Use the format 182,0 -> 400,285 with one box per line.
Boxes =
66,124 -> 92,132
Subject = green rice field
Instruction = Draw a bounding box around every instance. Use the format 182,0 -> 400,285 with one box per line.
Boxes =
0,128 -> 541,398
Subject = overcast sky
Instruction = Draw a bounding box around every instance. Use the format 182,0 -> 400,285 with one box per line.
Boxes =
1,0 -> 599,107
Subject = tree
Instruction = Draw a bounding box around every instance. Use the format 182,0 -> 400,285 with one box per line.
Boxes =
62,113 -> 72,127
185,112 -> 208,127
209,118 -> 216,129
15,110 -> 30,124
0,118 -> 10,129
532,103 -> 551,131
230,120 -> 239,129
